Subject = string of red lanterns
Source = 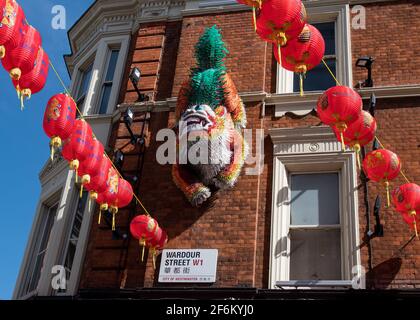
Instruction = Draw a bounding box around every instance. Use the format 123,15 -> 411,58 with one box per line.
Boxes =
0,1 -> 48,109
235,2 -> 419,238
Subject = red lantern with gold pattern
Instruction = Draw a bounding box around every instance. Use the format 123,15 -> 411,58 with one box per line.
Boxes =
392,183 -> 420,237
130,215 -> 159,261
13,46 -> 49,109
0,0 -> 26,58
363,149 -> 401,207
148,227 -> 168,269
84,155 -> 111,206
43,93 -> 77,160
317,85 -> 362,150
257,0 -> 306,49
2,24 -> 41,80
96,166 -> 119,227
275,24 -> 324,96
333,110 -> 377,168
108,178 -> 133,231
78,138 -> 104,197
62,119 -> 93,180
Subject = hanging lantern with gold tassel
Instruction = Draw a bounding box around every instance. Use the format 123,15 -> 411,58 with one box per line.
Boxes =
256,0 -> 306,62
363,149 -> 401,208
42,93 -> 77,160
78,138 -> 104,198
332,110 -> 377,169
62,119 -> 93,182
130,215 -> 159,262
235,0 -> 264,31
274,24 -> 325,96
108,178 -> 133,231
95,166 -> 119,230
316,85 -> 363,151
392,183 -> 420,238
148,227 -> 168,270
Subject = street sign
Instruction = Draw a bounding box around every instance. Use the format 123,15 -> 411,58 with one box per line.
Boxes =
158,249 -> 218,283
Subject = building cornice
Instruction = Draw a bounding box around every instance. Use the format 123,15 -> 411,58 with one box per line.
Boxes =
115,84 -> 420,118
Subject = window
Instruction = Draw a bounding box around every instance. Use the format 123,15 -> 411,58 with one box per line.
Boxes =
23,202 -> 58,295
76,63 -> 93,108
289,173 -> 342,280
53,190 -> 88,294
98,49 -> 120,114
269,126 -> 361,289
292,22 -> 336,93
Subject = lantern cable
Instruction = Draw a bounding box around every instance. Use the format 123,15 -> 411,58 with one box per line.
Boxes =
320,59 -> 414,185
49,60 -> 151,217
322,58 -> 341,86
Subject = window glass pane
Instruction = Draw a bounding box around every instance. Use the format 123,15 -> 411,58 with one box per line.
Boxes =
77,64 -> 93,101
98,84 -> 112,114
293,22 -> 336,92
293,59 -> 336,92
316,22 -> 335,55
26,203 -> 58,294
105,50 -> 119,82
64,191 -> 88,274
290,229 -> 342,280
290,173 -> 339,225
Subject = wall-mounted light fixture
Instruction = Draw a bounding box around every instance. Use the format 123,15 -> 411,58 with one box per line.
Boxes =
129,67 -> 149,102
123,107 -> 145,146
356,56 -> 375,88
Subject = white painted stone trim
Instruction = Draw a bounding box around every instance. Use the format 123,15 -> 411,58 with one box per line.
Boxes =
268,126 -> 361,289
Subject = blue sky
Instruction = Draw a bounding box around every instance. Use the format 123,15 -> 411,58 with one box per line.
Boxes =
0,0 -> 94,300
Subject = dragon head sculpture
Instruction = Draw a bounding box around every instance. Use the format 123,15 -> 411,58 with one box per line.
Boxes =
172,26 -> 248,207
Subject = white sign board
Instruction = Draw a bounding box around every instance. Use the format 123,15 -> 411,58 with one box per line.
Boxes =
158,249 -> 218,283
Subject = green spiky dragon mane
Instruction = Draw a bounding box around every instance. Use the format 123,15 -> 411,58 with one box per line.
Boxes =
188,26 -> 229,108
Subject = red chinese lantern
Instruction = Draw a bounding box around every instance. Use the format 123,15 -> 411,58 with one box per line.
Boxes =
363,149 -> 401,207
333,111 -> 377,168
84,155 -> 112,214
62,119 -> 93,181
2,24 -> 41,80
275,24 -> 324,96
257,0 -> 306,53
0,0 -> 26,58
13,46 -> 49,110
96,166 -> 119,227
78,138 -> 104,198
148,227 -> 168,269
130,215 -> 159,261
392,183 -> 420,237
108,178 -> 133,231
43,93 -> 77,160
317,85 -> 363,150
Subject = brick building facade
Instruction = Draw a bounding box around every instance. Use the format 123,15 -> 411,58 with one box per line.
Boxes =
14,0 -> 420,299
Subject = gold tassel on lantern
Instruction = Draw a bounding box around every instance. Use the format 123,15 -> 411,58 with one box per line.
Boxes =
335,122 -> 347,152
151,248 -> 157,270
139,238 -> 146,262
99,203 -> 108,225
50,136 -> 62,162
110,207 -> 118,231
384,180 -> 391,208
352,143 -> 361,170
70,160 -> 80,183
409,210 -> 418,239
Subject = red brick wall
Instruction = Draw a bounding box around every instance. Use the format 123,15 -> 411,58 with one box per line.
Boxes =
79,1 -> 420,290
351,1 -> 420,87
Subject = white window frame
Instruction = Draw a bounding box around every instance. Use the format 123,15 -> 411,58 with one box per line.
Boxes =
268,126 -> 361,289
69,35 -> 130,117
96,46 -> 121,115
18,196 -> 60,298
276,4 -> 353,94
74,59 -> 95,112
